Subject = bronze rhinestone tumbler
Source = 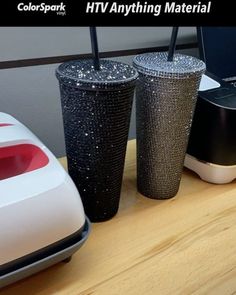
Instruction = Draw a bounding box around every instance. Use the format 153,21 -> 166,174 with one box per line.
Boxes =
56,59 -> 138,222
133,52 -> 205,199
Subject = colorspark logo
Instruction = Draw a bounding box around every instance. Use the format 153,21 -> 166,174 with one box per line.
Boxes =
17,2 -> 66,15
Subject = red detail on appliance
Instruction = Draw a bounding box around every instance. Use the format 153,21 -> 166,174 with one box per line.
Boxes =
0,124 -> 13,127
0,144 -> 49,181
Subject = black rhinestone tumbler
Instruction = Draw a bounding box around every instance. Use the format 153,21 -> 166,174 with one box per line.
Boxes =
56,59 -> 138,222
133,52 -> 205,199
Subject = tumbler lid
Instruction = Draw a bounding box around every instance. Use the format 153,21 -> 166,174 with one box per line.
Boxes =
56,59 -> 138,90
133,52 -> 206,78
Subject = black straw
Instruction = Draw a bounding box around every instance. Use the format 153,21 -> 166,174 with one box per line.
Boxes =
90,27 -> 100,70
167,27 -> 179,62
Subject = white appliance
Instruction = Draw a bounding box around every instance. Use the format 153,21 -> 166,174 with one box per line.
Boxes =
0,112 -> 90,288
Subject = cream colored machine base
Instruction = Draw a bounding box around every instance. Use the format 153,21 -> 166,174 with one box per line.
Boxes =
184,154 -> 236,184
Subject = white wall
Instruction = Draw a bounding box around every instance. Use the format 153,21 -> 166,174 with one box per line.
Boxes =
0,27 -> 198,157
0,27 -> 196,60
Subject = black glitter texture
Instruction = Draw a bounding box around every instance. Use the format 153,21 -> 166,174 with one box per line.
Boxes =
133,53 -> 205,199
56,59 -> 138,222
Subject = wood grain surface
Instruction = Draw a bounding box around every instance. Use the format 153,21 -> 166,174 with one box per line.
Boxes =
2,140 -> 236,295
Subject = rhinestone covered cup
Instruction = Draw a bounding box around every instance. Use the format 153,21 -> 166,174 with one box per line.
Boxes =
56,59 -> 138,221
133,52 -> 205,199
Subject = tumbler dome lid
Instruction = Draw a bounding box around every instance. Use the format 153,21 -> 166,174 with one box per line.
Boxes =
133,52 -> 206,78
56,59 -> 138,90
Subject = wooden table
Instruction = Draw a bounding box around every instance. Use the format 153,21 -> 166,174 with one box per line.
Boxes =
2,140 -> 236,295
